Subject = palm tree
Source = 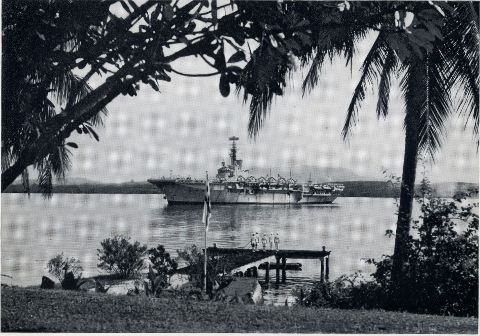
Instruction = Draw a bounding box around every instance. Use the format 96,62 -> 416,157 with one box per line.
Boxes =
238,1 -> 478,302
2,0 -> 111,195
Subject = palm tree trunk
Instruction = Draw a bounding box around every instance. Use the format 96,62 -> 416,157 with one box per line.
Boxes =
390,60 -> 425,307
390,118 -> 419,297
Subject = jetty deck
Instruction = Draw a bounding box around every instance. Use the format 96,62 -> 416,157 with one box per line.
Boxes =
207,246 -> 331,283
207,246 -> 330,259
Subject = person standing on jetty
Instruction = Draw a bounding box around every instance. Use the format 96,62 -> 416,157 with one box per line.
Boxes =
274,233 -> 280,251
255,232 -> 260,251
269,233 -> 274,250
251,233 -> 256,252
261,234 -> 267,251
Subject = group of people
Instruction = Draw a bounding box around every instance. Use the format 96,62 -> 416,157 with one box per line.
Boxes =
250,232 -> 280,252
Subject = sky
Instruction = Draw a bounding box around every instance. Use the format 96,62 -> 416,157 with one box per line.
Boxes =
64,33 -> 478,184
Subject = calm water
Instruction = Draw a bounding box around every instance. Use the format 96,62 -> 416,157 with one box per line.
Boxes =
1,194 -> 475,305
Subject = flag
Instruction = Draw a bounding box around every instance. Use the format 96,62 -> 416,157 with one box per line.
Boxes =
202,177 -> 211,229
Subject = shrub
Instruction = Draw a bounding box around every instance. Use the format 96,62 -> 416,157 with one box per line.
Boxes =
299,182 -> 478,317
177,245 -> 204,288
47,253 -> 83,282
46,253 -> 86,290
148,244 -> 178,287
297,273 -> 388,310
143,265 -> 167,297
97,235 -> 147,279
176,244 -> 224,292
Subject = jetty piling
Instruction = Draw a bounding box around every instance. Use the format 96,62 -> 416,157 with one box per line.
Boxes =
198,246 -> 331,284
320,257 -> 325,283
325,255 -> 330,282
275,256 -> 280,284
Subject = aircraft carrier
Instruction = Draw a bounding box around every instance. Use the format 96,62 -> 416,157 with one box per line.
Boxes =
148,137 -> 344,204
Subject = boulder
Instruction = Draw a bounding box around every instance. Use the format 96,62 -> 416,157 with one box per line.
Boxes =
40,276 -> 55,289
215,278 -> 262,304
107,280 -> 144,296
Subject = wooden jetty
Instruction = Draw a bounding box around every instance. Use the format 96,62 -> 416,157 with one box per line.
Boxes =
206,245 -> 330,284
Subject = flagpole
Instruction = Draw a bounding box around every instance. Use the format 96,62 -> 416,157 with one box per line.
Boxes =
203,171 -> 208,294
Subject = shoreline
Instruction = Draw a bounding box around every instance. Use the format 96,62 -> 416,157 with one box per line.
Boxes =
3,180 -> 477,198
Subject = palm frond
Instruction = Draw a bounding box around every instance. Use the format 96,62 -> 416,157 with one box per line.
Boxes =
440,2 -> 479,136
376,47 -> 398,119
51,71 -> 108,127
37,159 -> 53,198
417,56 -> 452,157
50,145 -> 72,180
302,49 -> 327,95
302,26 -> 368,96
343,33 -> 389,139
237,42 -> 294,137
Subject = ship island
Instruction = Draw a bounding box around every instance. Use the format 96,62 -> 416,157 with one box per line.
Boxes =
148,137 -> 344,204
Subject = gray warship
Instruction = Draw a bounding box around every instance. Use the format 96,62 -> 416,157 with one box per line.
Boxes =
148,137 -> 344,204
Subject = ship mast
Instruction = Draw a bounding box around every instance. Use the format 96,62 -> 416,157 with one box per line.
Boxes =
229,136 -> 239,166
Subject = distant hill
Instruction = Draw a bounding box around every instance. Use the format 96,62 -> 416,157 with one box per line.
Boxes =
4,181 -> 162,194
4,180 -> 477,198
336,181 -> 478,198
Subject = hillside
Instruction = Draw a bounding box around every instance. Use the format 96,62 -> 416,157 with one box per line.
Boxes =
3,180 -> 477,198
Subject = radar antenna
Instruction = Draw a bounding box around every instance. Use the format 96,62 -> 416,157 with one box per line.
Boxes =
229,136 -> 239,165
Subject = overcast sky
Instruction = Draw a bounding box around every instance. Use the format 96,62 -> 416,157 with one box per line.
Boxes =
65,33 -> 478,184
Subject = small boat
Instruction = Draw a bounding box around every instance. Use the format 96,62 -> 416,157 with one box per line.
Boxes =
258,262 -> 302,270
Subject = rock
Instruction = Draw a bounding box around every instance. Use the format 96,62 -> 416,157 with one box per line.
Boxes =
77,279 -> 94,291
61,272 -> 77,290
40,276 -> 55,289
108,280 -> 143,296
94,279 -> 108,293
216,278 -> 263,304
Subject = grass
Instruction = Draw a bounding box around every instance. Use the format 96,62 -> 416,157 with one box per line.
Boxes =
1,286 -> 477,333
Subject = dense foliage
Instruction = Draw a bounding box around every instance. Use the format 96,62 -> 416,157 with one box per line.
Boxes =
176,244 -> 234,291
46,253 -> 87,290
299,189 -> 478,317
47,253 -> 83,282
97,235 -> 147,278
144,245 -> 178,297
148,245 -> 178,282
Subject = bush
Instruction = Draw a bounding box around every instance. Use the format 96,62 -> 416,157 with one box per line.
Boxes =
296,273 -> 388,310
148,245 -> 178,288
46,253 -> 86,290
177,245 -> 204,288
149,245 -> 178,279
97,235 -> 148,279
47,253 -> 83,282
176,244 -> 227,292
299,183 -> 478,317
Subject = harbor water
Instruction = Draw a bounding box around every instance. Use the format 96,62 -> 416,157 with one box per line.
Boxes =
1,194 -> 476,305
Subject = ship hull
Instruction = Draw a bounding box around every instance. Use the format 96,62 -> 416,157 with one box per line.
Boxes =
148,179 -> 341,204
149,180 -> 303,204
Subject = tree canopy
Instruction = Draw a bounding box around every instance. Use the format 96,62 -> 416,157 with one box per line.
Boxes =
4,1 -> 477,194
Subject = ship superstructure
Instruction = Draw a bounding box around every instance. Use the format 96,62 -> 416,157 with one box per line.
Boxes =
148,137 -> 344,204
